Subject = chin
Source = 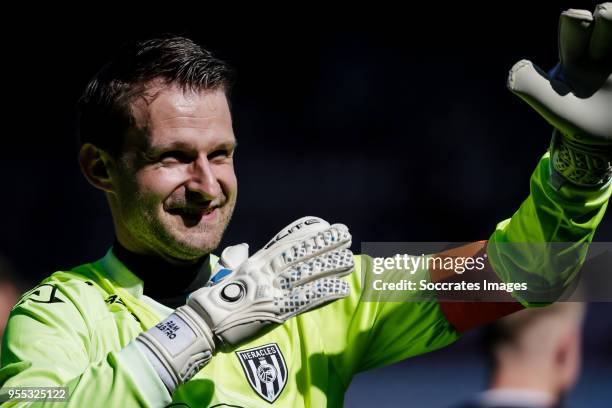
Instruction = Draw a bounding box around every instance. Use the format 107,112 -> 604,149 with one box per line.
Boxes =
174,235 -> 221,257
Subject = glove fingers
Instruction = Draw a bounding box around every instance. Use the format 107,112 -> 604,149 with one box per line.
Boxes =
509,59 -> 612,140
277,277 -> 350,319
278,224 -> 352,270
277,248 -> 355,289
590,3 -> 612,62
559,8 -> 593,65
261,216 -> 330,252
219,243 -> 249,269
249,216 -> 346,272
508,59 -> 588,135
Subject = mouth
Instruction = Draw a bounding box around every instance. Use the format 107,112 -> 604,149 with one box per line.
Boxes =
167,206 -> 219,225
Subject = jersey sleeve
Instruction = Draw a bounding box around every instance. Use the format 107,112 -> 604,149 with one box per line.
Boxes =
316,152 -> 611,384
487,152 -> 612,303
313,254 -> 460,386
0,278 -> 172,408
440,153 -> 611,330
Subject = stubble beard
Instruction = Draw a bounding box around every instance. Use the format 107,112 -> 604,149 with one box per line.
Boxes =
127,194 -> 236,264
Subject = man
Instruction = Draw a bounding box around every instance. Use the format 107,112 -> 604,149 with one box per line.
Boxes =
454,303 -> 586,408
1,4 -> 611,407
0,256 -> 25,352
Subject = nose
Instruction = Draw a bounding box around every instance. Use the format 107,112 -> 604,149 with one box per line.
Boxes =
185,155 -> 222,200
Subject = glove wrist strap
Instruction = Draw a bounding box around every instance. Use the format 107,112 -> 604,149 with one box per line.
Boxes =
550,129 -> 612,189
136,308 -> 215,393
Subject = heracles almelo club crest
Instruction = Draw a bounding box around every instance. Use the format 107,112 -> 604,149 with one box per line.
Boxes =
236,343 -> 287,403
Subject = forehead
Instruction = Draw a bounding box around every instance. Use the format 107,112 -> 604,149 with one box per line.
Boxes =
128,83 -> 234,149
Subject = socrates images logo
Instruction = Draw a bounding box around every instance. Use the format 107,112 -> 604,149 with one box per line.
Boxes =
236,343 -> 288,403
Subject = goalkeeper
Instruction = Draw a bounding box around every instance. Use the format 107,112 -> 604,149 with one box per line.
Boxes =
1,3 -> 611,407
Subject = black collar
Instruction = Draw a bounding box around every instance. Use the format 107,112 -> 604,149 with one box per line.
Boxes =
112,240 -> 211,308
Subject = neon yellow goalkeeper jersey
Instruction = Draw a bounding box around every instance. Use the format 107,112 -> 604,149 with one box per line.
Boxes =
0,251 -> 460,407
1,153 -> 610,407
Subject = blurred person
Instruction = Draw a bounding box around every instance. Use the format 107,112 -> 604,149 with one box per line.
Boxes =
0,256 -> 26,351
455,303 -> 586,408
0,3 -> 611,407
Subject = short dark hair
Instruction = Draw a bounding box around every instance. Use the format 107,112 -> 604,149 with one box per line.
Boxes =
77,36 -> 234,155
481,303 -> 586,372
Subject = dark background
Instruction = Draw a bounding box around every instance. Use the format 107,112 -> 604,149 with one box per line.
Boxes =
2,2 -> 611,406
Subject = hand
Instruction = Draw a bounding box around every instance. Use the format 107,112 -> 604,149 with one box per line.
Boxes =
135,216 -> 354,391
189,216 -> 353,344
507,3 -> 612,187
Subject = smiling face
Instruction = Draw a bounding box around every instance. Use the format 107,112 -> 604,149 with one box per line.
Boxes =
106,83 -> 237,264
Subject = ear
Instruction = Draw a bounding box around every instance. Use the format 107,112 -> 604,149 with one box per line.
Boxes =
555,326 -> 582,393
79,143 -> 117,193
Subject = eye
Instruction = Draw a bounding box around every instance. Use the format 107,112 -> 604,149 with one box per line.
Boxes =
159,151 -> 193,164
208,149 -> 232,162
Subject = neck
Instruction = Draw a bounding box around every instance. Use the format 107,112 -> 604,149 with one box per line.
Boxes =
112,239 -> 211,305
490,359 -> 558,403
